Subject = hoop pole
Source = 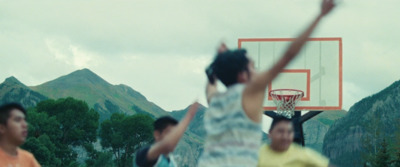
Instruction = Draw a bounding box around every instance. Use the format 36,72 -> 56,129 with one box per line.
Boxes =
264,111 -> 278,118
300,111 -> 323,123
292,112 -> 304,146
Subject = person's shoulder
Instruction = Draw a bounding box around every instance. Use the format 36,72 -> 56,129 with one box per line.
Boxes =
138,145 -> 151,151
18,148 -> 41,167
291,143 -> 303,148
18,148 -> 35,159
296,145 -> 330,166
258,144 -> 271,154
301,145 -> 324,156
136,145 -> 158,167
291,143 -> 313,152
259,143 -> 267,149
289,143 -> 322,156
260,143 -> 269,149
136,145 -> 151,157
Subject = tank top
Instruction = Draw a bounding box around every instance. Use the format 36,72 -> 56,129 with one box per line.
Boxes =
198,84 -> 262,167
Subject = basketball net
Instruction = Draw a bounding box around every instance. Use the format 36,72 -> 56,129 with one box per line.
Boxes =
269,89 -> 304,118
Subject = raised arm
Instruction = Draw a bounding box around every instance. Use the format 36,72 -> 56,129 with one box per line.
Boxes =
242,0 -> 336,122
205,43 -> 228,104
146,102 -> 199,160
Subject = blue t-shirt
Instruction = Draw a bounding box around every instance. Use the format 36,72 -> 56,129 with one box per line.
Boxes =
136,146 -> 177,167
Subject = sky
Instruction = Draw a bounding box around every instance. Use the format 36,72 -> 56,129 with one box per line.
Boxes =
1,1 -> 400,130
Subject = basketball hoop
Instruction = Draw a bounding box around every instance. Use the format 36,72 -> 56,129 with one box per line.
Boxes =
269,89 -> 304,118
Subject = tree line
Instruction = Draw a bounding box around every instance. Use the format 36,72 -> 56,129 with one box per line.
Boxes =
22,97 -> 155,167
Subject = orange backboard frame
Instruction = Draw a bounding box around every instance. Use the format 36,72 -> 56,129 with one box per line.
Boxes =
238,37 -> 342,111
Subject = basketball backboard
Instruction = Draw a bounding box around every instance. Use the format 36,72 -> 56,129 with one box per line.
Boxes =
238,38 -> 342,111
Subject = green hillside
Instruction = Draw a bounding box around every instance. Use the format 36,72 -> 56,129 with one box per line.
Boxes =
323,80 -> 400,167
0,77 -> 47,108
30,69 -> 168,120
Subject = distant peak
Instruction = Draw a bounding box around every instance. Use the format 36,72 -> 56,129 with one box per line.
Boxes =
2,76 -> 27,88
66,68 -> 105,81
4,76 -> 22,84
81,68 -> 92,72
34,68 -> 111,87
72,68 -> 96,75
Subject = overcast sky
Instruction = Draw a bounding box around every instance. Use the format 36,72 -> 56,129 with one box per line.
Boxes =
1,0 -> 400,128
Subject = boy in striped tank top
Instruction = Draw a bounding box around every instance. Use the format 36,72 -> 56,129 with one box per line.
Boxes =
198,1 -> 336,166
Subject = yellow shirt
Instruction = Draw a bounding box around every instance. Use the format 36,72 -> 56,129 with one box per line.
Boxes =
257,144 -> 329,167
0,148 -> 41,167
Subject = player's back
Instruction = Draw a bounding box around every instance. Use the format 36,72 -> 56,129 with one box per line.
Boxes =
198,83 -> 262,167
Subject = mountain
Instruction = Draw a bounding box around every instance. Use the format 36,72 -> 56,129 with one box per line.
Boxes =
0,69 -> 349,166
323,80 -> 400,167
30,68 -> 167,121
0,69 -> 202,166
303,110 -> 347,152
0,77 -> 47,108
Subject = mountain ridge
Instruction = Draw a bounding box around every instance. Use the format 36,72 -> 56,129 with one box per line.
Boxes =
29,68 -> 168,120
323,80 -> 400,167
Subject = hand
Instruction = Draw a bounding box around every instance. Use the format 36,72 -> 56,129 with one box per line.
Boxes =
206,43 -> 227,84
206,66 -> 217,84
321,0 -> 335,16
217,43 -> 228,54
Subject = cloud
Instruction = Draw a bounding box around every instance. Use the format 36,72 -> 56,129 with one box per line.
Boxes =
0,0 -> 325,56
1,0 -> 400,111
45,38 -> 101,68
84,53 -> 210,110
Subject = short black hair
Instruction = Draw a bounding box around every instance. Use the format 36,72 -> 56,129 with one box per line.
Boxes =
0,103 -> 26,125
206,49 -> 250,87
153,116 -> 178,133
269,116 -> 293,132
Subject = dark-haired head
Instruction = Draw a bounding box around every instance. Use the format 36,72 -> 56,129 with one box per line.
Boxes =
0,103 -> 26,126
269,116 -> 293,132
153,116 -> 178,142
268,116 -> 294,151
0,103 -> 28,145
206,49 -> 255,87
